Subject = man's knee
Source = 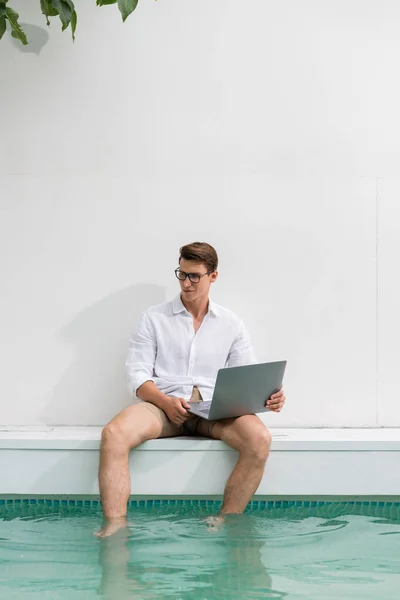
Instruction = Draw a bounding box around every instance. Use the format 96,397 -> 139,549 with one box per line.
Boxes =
254,426 -> 272,461
235,417 -> 271,462
101,421 -> 129,451
101,405 -> 160,452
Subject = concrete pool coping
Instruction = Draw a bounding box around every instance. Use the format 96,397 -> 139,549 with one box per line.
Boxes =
1,427 -> 400,496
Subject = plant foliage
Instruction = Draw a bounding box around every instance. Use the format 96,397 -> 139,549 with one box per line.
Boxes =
0,0 -> 140,45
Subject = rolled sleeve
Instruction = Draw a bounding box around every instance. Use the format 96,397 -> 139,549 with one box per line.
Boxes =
125,312 -> 157,397
226,320 -> 257,368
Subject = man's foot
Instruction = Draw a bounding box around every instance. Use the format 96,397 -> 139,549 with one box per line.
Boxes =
205,515 -> 225,530
94,516 -> 128,538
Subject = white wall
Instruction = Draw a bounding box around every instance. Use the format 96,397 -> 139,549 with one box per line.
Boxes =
0,0 -> 399,427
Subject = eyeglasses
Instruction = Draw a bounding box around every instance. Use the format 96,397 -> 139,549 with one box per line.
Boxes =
174,268 -> 214,283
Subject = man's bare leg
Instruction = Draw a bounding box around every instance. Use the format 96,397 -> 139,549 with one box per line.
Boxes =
96,404 -> 164,537
197,414 -> 271,516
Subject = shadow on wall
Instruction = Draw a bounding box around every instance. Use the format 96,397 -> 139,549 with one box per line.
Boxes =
41,284 -> 166,426
10,24 -> 49,54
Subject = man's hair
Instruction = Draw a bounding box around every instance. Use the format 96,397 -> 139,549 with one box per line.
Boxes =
179,242 -> 218,272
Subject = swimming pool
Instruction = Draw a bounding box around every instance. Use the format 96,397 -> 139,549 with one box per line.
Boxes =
1,497 -> 399,599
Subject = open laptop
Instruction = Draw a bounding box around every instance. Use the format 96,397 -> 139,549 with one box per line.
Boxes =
187,360 -> 287,420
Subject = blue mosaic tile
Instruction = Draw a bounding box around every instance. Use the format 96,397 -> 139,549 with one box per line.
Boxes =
2,497 -> 400,517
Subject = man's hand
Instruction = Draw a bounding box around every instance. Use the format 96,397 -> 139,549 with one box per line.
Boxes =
163,396 -> 192,425
266,386 -> 286,412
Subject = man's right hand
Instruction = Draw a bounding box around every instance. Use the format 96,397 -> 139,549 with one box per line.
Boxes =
163,396 -> 191,425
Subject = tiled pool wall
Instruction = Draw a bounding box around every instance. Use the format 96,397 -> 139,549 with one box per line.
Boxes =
1,496 -> 400,519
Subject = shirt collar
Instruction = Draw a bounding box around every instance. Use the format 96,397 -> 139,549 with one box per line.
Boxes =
172,295 -> 219,317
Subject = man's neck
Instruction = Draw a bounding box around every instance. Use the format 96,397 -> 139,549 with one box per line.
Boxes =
181,294 -> 209,320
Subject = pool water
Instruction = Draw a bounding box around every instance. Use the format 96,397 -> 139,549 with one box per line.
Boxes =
1,501 -> 400,599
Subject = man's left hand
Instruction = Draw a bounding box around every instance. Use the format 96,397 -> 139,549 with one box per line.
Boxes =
266,386 -> 286,412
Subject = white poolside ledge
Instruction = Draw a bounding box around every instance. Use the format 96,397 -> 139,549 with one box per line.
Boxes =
1,427 -> 400,497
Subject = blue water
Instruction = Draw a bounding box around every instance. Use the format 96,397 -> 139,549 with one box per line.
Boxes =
1,502 -> 400,599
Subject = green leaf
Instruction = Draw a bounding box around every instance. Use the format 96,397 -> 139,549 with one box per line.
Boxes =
5,7 -> 28,44
0,5 -> 7,18
50,0 -> 73,31
40,0 -> 59,26
71,8 -> 76,41
117,0 -> 138,22
0,16 -> 6,40
97,0 -> 117,5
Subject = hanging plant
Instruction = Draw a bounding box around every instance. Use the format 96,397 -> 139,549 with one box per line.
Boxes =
0,0 -> 139,45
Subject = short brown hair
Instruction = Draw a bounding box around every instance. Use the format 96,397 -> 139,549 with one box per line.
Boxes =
179,242 -> 218,272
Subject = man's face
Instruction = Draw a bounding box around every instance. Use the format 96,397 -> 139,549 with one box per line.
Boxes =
177,259 -> 218,302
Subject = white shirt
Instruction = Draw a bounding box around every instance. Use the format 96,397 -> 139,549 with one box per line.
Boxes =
125,295 -> 257,402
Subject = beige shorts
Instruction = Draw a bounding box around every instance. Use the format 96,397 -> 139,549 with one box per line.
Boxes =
137,386 -> 216,438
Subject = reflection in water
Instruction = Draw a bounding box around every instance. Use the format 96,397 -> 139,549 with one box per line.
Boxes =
98,515 -> 287,599
98,528 -> 156,599
1,502 -> 400,599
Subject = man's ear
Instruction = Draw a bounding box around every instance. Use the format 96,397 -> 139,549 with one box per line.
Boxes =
211,270 -> 218,282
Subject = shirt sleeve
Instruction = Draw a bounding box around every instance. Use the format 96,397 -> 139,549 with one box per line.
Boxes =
226,320 -> 257,368
125,312 -> 157,397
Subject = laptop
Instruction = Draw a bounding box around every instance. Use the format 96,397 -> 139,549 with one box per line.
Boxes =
187,360 -> 287,420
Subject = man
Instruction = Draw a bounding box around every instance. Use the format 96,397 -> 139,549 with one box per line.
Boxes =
97,242 -> 286,537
